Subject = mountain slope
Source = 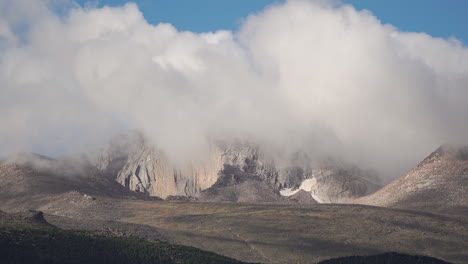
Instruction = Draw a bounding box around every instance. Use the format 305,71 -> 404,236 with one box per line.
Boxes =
0,152 -> 151,213
0,162 -> 467,263
354,145 -> 468,214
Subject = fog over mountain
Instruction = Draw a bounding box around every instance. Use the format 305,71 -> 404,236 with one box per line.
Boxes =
1,0 -> 468,180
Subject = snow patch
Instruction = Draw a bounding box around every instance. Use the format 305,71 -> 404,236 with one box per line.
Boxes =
280,178 -> 318,197
279,188 -> 300,196
311,193 -> 324,203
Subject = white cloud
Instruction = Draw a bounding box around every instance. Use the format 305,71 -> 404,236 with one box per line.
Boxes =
1,0 -> 467,179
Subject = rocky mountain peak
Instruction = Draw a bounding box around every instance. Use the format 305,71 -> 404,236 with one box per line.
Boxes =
424,144 -> 468,163
94,132 -> 381,203
354,144 -> 468,212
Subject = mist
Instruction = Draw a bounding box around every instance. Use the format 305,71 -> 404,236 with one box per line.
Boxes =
1,0 -> 467,180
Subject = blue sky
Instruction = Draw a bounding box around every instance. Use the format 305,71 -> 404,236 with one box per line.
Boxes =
76,0 -> 468,44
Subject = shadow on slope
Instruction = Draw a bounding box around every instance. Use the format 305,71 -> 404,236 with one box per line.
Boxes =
0,210 -> 252,264
318,252 -> 450,264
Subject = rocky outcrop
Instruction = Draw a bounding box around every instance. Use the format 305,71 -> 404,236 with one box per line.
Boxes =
19,210 -> 54,227
354,145 -> 468,212
197,165 -> 285,203
220,143 -> 279,185
287,190 -> 318,204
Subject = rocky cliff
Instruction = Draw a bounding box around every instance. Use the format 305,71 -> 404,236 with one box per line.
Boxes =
94,133 -> 223,199
115,143 -> 224,199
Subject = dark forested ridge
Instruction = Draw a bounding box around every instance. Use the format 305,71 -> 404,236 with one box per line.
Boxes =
318,252 -> 451,264
0,227 -> 252,264
0,211 -> 251,264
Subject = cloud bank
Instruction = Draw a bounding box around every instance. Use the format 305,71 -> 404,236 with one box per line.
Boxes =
1,0 -> 467,179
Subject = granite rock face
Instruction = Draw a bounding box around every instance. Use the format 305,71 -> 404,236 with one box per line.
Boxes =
115,143 -> 224,199
96,133 -> 223,199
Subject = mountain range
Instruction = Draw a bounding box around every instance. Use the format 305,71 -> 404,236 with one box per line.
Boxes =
88,132 -> 382,203
0,132 -> 467,263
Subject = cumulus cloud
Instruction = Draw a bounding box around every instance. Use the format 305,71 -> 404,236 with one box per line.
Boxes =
1,0 -> 467,179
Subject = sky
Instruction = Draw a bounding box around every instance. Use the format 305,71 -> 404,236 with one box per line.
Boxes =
76,0 -> 468,43
1,0 -> 468,180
